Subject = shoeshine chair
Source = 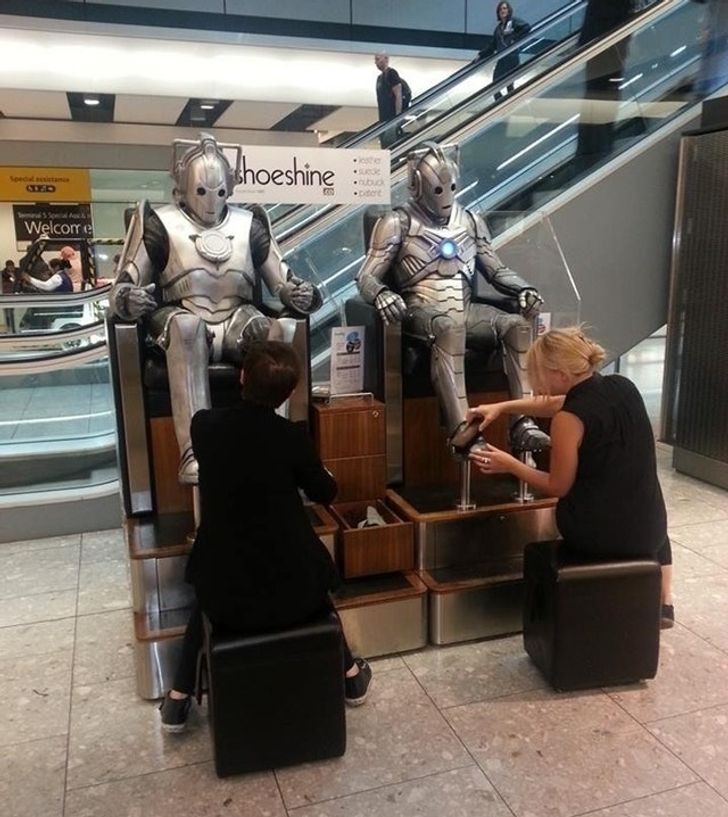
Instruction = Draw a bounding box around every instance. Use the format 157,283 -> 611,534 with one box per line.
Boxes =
344,208 -> 519,486
107,300 -> 311,700
201,610 -> 346,777
523,540 -> 661,691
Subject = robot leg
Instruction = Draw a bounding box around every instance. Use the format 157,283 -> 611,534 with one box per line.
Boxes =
428,313 -> 470,444
500,316 -> 550,453
223,304 -> 274,366
162,311 -> 212,484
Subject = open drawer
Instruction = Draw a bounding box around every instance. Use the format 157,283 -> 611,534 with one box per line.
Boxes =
329,499 -> 414,579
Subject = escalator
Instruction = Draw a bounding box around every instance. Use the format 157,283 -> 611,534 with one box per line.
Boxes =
268,0 -> 589,228
272,0 -> 722,372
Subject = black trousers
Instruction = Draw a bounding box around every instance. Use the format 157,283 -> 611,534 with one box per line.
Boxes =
173,601 -> 355,696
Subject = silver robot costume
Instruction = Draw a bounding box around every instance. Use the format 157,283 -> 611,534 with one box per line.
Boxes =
355,142 -> 547,455
110,134 -> 321,484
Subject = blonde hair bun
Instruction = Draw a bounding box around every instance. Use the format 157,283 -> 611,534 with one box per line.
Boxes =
526,325 -> 606,392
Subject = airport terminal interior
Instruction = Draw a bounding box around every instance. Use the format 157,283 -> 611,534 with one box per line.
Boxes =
2,1 -> 728,816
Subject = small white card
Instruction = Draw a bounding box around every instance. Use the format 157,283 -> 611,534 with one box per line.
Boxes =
330,326 -> 365,395
536,312 -> 552,335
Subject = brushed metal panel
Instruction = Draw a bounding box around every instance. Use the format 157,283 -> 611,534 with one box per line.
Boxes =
429,580 -> 524,644
130,558 -> 158,614
338,596 -> 427,658
673,445 -> 728,491
135,636 -> 183,700
157,556 -> 195,612
419,507 -> 558,570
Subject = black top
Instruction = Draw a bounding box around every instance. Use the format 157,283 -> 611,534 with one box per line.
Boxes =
556,373 -> 667,558
376,66 -> 403,121
493,16 -> 531,52
186,401 -> 338,630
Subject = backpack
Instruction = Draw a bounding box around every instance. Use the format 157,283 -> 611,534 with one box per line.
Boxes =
400,77 -> 412,110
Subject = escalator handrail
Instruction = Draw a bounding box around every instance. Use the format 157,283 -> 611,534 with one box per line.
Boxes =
0,340 -> 109,375
0,320 -> 106,349
0,283 -> 111,309
277,0 -> 684,252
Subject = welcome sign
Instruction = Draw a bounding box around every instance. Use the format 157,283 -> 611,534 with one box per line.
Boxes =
13,203 -> 93,245
227,145 -> 390,206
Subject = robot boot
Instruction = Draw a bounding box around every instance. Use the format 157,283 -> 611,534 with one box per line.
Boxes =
449,419 -> 486,459
509,415 -> 551,453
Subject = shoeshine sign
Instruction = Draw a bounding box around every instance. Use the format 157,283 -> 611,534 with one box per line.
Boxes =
227,146 -> 390,206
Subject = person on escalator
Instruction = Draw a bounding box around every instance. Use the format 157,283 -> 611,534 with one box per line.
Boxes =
491,3 -> 531,99
374,51 -> 412,148
574,0 -> 639,172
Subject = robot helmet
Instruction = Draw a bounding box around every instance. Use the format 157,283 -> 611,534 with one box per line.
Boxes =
172,134 -> 241,227
407,142 -> 459,224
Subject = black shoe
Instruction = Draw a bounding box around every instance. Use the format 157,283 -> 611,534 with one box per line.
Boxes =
159,693 -> 191,733
449,420 -> 484,457
509,416 -> 551,453
345,658 -> 372,706
661,604 -> 675,630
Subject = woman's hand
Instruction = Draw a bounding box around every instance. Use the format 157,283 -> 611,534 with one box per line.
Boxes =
465,403 -> 503,433
469,443 -> 518,475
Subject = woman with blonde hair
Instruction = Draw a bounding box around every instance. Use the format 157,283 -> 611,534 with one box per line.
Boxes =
467,326 -> 674,627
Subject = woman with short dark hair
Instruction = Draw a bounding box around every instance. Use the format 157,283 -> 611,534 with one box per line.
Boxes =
160,341 -> 372,731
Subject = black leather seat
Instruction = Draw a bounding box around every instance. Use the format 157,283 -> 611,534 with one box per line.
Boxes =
202,610 -> 346,777
523,540 -> 661,691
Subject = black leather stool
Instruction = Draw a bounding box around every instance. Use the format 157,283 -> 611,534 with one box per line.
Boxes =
202,610 -> 346,777
523,540 -> 661,691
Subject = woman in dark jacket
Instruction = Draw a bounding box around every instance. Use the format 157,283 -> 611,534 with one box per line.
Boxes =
493,2 -> 531,96
159,341 -> 372,731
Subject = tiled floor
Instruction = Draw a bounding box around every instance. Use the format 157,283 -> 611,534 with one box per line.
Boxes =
2,448 -> 728,817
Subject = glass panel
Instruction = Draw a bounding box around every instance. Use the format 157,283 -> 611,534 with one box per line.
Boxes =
0,357 -> 118,496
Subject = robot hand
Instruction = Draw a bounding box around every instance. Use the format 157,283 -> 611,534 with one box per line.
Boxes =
279,277 -> 319,313
518,288 -> 543,317
121,283 -> 157,320
374,289 -> 408,325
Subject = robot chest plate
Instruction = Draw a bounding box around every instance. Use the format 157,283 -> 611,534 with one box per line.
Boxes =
398,225 -> 476,281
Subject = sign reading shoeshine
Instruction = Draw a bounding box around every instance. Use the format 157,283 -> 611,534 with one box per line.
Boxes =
227,145 -> 390,206
0,167 -> 91,202
13,203 -> 94,244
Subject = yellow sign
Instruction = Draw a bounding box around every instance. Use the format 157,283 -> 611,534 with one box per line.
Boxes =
0,167 -> 91,202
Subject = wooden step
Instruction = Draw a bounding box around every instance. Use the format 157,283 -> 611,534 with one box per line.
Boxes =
419,557 -> 524,594
333,570 -> 426,610
134,606 -> 191,642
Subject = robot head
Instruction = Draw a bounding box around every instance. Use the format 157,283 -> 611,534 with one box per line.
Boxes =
172,134 -> 241,227
407,142 -> 459,224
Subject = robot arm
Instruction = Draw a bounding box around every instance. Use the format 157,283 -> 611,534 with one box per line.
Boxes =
109,201 -> 166,321
250,206 -> 322,315
355,211 -> 408,325
470,211 -> 542,316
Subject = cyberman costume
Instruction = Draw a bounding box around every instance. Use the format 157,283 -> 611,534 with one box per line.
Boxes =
110,134 -> 321,484
355,142 -> 548,455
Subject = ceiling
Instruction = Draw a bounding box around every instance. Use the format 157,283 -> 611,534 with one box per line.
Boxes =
0,18 -> 468,140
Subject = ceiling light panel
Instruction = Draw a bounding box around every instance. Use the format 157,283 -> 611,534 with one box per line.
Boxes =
0,27 -> 463,107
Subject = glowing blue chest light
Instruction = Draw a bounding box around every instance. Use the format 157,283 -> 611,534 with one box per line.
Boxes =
439,238 -> 459,260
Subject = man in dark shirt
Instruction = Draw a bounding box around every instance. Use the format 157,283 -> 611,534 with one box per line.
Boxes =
375,51 -> 409,147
